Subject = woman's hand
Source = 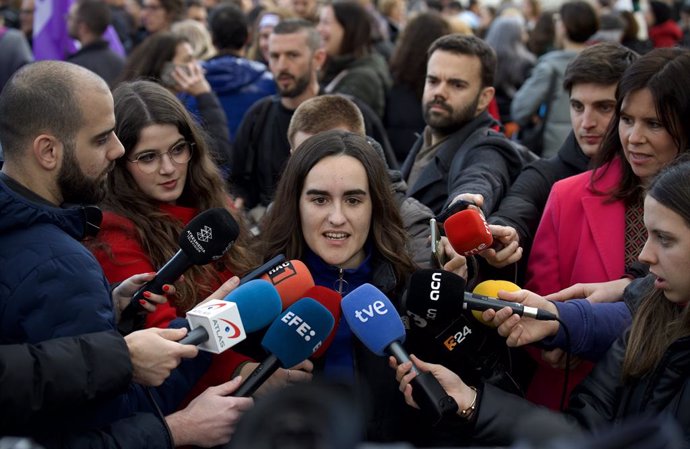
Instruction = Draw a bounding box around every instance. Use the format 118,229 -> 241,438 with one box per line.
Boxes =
389,354 -> 474,414
238,359 -> 314,397
112,272 -> 173,315
480,289 -> 560,347
440,236 -> 468,279
479,224 -> 523,268
545,278 -> 631,303
172,62 -> 211,97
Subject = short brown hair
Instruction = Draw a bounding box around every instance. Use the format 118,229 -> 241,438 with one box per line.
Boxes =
427,34 -> 496,88
287,95 -> 365,148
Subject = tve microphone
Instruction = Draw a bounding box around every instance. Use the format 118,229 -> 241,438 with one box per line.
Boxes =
129,208 -> 240,311
233,298 -> 335,397
238,254 -> 286,285
409,269 -> 557,321
444,209 -> 493,256
342,284 -> 459,423
260,259 -> 314,308
300,286 -> 342,359
179,279 -> 282,351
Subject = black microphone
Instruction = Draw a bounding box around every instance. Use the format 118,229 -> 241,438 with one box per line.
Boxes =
119,208 -> 239,332
406,269 -> 557,322
238,254 -> 286,286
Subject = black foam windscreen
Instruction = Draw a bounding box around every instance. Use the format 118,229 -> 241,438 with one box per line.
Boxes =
178,207 -> 239,264
403,269 -> 467,330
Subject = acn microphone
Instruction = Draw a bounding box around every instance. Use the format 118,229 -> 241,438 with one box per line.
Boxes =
342,283 -> 459,423
232,297 -> 335,397
407,269 -> 557,321
179,279 -> 282,352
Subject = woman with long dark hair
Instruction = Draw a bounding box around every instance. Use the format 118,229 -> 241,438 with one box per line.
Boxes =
394,155 -> 690,445
523,47 -> 690,410
317,1 -> 392,118
91,81 -> 303,402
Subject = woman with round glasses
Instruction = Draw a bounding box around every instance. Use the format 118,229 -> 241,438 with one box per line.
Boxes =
90,80 -> 269,401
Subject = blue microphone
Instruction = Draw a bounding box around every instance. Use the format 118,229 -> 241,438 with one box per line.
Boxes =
342,284 -> 459,423
233,298 -> 335,397
180,279 -> 282,347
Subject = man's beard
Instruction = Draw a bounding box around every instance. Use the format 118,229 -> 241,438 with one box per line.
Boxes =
423,94 -> 480,137
58,142 -> 110,205
275,69 -> 311,99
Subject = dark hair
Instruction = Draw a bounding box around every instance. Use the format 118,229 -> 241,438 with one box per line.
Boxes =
428,34 -> 496,88
560,0 -> 599,43
118,32 -> 188,83
620,10 -> 640,42
622,156 -> 690,380
0,61 -> 105,160
649,0 -> 673,25
563,42 -> 638,93
273,18 -> 322,51
209,4 -> 248,50
159,0 -> 185,21
594,48 -> 690,204
389,12 -> 451,99
260,130 -> 415,291
75,0 -> 111,36
103,80 -> 257,312
330,1 -> 371,57
527,10 -> 556,56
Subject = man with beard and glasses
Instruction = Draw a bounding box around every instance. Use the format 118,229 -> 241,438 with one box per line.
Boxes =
401,34 -> 523,217
0,61 -> 251,447
229,19 -> 396,230
204,3 -> 276,141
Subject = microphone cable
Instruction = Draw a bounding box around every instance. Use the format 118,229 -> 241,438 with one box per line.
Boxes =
553,317 -> 571,412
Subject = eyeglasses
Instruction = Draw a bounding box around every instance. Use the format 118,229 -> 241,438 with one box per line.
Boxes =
127,141 -> 194,174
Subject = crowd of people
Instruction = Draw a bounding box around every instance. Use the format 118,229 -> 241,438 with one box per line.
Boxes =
1,0 -> 690,447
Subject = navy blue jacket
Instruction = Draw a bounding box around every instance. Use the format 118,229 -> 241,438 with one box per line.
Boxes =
203,54 -> 276,141
0,174 -> 210,442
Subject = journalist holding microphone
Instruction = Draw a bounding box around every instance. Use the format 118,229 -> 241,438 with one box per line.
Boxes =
0,62 -> 252,447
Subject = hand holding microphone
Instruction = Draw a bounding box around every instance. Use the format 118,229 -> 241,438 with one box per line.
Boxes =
119,208 -> 240,333
393,354 -> 478,421
480,288 -> 560,348
232,298 -> 335,397
342,284 -> 459,423
179,279 -> 282,352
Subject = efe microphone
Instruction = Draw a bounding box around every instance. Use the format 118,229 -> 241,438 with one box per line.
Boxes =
179,279 -> 282,352
233,298 -> 335,397
342,283 -> 459,423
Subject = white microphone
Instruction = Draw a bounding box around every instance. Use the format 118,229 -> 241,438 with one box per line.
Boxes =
185,300 -> 246,353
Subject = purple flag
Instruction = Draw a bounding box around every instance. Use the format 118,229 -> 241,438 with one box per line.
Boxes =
33,0 -> 124,61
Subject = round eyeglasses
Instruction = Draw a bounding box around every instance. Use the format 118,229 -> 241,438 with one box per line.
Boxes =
127,141 -> 194,174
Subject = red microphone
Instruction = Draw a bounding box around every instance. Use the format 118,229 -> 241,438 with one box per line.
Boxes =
260,259 -> 315,308
443,209 -> 493,256
300,285 -> 342,359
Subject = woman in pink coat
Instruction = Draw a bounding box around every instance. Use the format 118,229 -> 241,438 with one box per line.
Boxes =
523,47 -> 690,410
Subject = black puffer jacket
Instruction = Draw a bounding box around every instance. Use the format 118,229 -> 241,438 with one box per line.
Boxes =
0,331 -> 172,449
469,280 -> 690,446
